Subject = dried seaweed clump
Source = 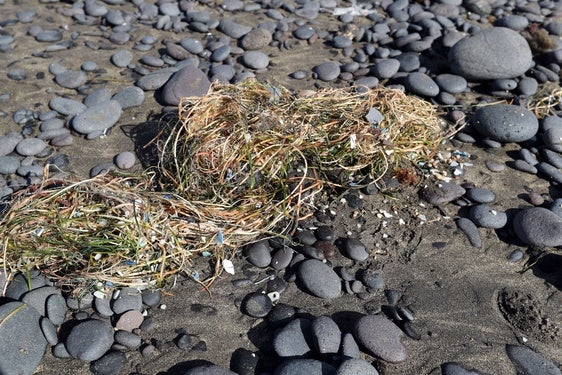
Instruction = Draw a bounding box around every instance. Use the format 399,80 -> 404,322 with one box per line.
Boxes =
159,79 -> 443,235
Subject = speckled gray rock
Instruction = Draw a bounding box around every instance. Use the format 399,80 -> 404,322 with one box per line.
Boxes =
0,155 -> 21,175
543,126 -> 562,152
241,28 -> 272,50
90,351 -> 128,375
274,359 -> 336,375
449,27 -> 533,80
84,88 -> 112,107
513,207 -> 562,247
21,286 -> 60,316
136,69 -> 176,91
112,86 -> 145,109
337,358 -> 379,375
311,316 -> 341,354
469,204 -> 507,229
273,318 -> 313,357
49,97 -> 86,116
161,65 -> 211,106
114,330 -> 142,349
537,162 -> 562,184
115,151 -> 136,169
54,71 -> 87,89
218,18 -> 252,38
271,246 -> 293,270
420,181 -> 466,205
353,314 -> 407,363
241,292 -> 273,318
297,260 -> 341,299
471,104 -> 538,143
456,218 -> 482,248
16,138 -> 47,156
313,62 -> 340,82
371,59 -> 400,79
506,345 -> 562,375
341,238 -> 369,261
465,188 -> 495,203
0,134 -> 22,156
341,332 -> 361,359
72,100 -> 122,134
111,50 -> 133,68
66,319 -> 114,361
0,302 -> 47,375
434,74 -> 468,94
115,309 -> 144,332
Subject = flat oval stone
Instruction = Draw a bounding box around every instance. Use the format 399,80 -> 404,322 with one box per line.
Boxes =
241,28 -> 272,50
90,351 -> 128,375
161,65 -> 211,106
434,73 -> 468,94
456,217 -> 482,248
46,293 -> 68,325
449,27 -> 533,80
513,207 -> 562,247
353,314 -> 407,363
241,51 -> 269,70
16,138 -> 47,156
21,286 -> 60,316
371,59 -> 400,79
0,135 -> 22,156
297,260 -> 341,299
420,181 -> 466,205
115,309 -> 144,332
337,358 -> 379,375
311,316 -> 341,354
313,62 -> 340,82
111,287 -> 142,314
243,240 -> 272,267
49,97 -> 86,116
40,316 -> 58,345
111,50 -> 133,67
469,204 -> 508,229
342,238 -> 369,261
506,345 -> 562,375
274,359 -> 337,375
273,318 -> 313,357
0,156 -> 21,175
241,292 -> 273,318
54,71 -> 87,89
72,100 -> 122,134
114,330 -> 141,349
465,187 -> 495,203
0,302 -> 47,375
115,151 -> 136,169
404,72 -> 439,97
271,246 -> 293,270
471,104 -> 538,143
66,319 -> 114,361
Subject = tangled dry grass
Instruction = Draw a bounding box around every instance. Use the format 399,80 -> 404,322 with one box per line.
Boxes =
1,80 -> 447,292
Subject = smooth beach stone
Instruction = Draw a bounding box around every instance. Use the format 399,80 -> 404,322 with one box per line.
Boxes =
465,187 -> 495,203
273,318 -> 313,357
241,51 -> 269,70
456,217 -> 482,248
90,351 -> 127,375
241,292 -> 273,318
160,65 -> 211,106
141,289 -> 162,307
66,319 -> 114,361
313,61 -> 341,82
297,260 -> 341,299
420,181 -> 466,205
494,15 -> 529,31
112,86 -> 144,109
543,126 -> 562,152
114,330 -> 141,349
111,50 -> 133,67
434,73 -> 468,93
84,88 -> 112,107
218,18 -> 252,38
94,293 -> 114,317
537,162 -> 562,184
311,316 -> 341,354
111,287 -> 142,314
342,238 -> 369,261
16,138 -> 47,156
72,100 -> 122,134
35,29 -> 63,42
404,72 -> 439,97
469,204 -> 507,229
353,314 -> 407,363
46,293 -> 67,325
513,159 -> 537,174
115,309 -> 144,332
274,359 -> 337,375
0,156 -> 21,174
513,207 -> 562,247
0,302 -> 47,375
506,345 -> 562,375
40,316 -> 58,345
449,27 -> 533,80
136,69 -> 176,91
54,71 -> 87,89
271,246 -> 293,270
49,97 -> 86,116
241,28 -> 272,50
0,134 -> 22,156
337,358 -> 379,375
518,77 -> 538,96
371,59 -> 400,79
40,118 -> 65,132
341,332 -> 361,359
471,104 -> 538,143
441,362 -> 491,375
21,286 -> 59,316
4,273 -> 47,300
243,239 -> 272,267
180,38 -> 204,54
115,151 -> 135,169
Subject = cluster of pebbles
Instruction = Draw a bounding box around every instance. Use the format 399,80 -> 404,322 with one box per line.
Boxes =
1,0 -> 562,373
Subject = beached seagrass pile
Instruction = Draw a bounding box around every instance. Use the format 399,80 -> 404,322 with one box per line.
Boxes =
0,80 -> 446,292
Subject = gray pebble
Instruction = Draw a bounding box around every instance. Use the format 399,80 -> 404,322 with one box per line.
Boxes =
465,187 -> 495,203
495,15 -> 529,31
84,88 -> 112,107
341,332 -> 361,359
543,126 -> 562,152
35,29 -> 63,43
359,270 -> 384,289
241,51 -> 269,70
115,151 -> 136,169
313,61 -> 340,82
241,28 -> 272,50
404,72 -> 439,97
507,250 -> 524,262
274,318 -> 313,357
243,240 -> 272,267
421,181 -> 466,205
73,100 -> 122,134
311,316 -> 341,354
441,362 -> 490,375
90,351 -> 127,375
469,204 -> 507,229
513,207 -> 562,247
112,86 -> 144,109
298,260 -> 341,299
435,74 -> 467,94
40,118 -> 64,132
160,65 -> 211,106
513,159 -> 538,174
53,343 -> 71,359
49,97 -> 86,116
109,31 -> 130,45
111,287 -> 142,314
241,292 -> 273,318
66,319 -> 114,361
506,345 -> 562,375
21,286 -> 59,316
342,238 -> 369,261
7,68 -> 26,80
518,77 -> 538,96
140,55 -> 165,67
274,359 -> 336,375
294,230 -> 317,246
54,71 -> 87,89
180,38 -> 204,54
371,59 -> 400,79
353,314 -> 407,363
449,27 -> 532,80
40,316 -> 58,345
293,26 -> 316,40
94,293 -> 114,317
0,156 -> 21,175
219,18 -> 252,38
111,50 -> 133,68
271,246 -> 293,270
0,135 -> 23,156
46,293 -> 67,325
541,149 -> 562,169
537,162 -> 562,184
0,302 -> 47,375
337,358 -> 379,375
114,330 -> 141,349
16,138 -> 47,156
472,104 -> 538,143
456,217 -> 482,248
141,289 -> 162,307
